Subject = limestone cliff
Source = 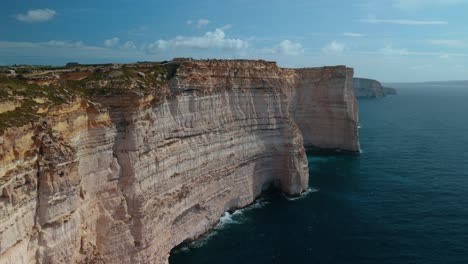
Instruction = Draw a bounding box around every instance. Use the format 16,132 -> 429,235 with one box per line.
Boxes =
353,77 -> 397,98
0,59 -> 359,264
291,67 -> 359,151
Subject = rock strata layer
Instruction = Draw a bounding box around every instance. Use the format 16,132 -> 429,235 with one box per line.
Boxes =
0,60 -> 359,264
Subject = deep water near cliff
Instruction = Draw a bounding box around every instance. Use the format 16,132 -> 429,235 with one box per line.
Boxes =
170,83 -> 468,264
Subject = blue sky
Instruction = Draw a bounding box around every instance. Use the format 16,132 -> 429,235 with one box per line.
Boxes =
1,0 -> 468,82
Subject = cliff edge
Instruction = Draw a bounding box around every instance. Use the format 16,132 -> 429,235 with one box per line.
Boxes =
0,59 -> 359,264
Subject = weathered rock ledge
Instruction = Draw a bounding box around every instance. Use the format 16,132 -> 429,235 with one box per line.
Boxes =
0,59 -> 359,263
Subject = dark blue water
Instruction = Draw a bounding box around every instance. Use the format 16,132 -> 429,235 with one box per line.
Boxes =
170,84 -> 468,264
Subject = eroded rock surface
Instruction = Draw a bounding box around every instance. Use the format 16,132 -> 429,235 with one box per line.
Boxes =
0,60 -> 359,264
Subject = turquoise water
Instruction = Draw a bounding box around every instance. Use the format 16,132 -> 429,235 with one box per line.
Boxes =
170,84 -> 468,264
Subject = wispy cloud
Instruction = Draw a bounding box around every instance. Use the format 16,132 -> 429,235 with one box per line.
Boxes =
103,38 -> 137,50
127,25 -> 149,36
410,64 -> 433,70
379,45 -> 409,55
393,0 -> 468,10
322,41 -> 346,54
104,37 -> 120,48
220,24 -> 233,30
121,41 -> 137,50
343,32 -> 365,37
439,54 -> 451,59
360,46 -> 468,58
196,19 -> 210,28
0,40 -> 92,49
360,17 -> 448,25
429,39 -> 466,47
146,28 -> 248,53
43,40 -> 84,48
187,18 -> 211,28
16,8 -> 56,23
0,40 -> 145,65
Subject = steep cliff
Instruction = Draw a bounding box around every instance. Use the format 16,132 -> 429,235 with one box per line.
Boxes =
0,60 -> 359,264
353,77 -> 397,98
291,67 -> 359,151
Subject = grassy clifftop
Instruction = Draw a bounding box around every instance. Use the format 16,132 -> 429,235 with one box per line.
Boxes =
0,62 -> 179,133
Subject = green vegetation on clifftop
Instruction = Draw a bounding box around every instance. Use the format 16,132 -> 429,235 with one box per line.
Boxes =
0,62 -> 180,133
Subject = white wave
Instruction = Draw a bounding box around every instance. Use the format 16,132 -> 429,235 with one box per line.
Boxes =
224,199 -> 270,219
243,198 -> 270,211
284,187 -> 318,201
173,197 -> 270,251
218,212 -> 239,226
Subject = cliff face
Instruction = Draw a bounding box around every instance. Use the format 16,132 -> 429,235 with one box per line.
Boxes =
290,67 -> 359,151
0,60 -> 358,264
353,77 -> 397,98
354,77 -> 384,98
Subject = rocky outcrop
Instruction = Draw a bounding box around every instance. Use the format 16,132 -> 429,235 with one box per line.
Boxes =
353,77 -> 397,98
0,60 -> 359,264
290,67 -> 359,151
382,86 -> 397,95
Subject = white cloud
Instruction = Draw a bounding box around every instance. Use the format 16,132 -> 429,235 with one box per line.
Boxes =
196,19 -> 210,28
16,8 -> 56,23
429,39 -> 465,46
187,20 -> 193,25
265,40 -> 304,56
322,41 -> 346,54
360,17 -> 447,25
121,41 -> 137,50
148,40 -> 169,51
104,37 -> 120,48
147,28 -> 248,53
344,32 -> 365,37
393,0 -> 468,10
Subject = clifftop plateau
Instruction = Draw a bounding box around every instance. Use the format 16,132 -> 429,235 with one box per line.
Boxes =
0,59 -> 359,263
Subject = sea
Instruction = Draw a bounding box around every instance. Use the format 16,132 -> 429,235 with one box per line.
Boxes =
170,83 -> 468,264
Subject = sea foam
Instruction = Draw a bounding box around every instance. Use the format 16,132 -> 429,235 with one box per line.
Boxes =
284,187 -> 319,201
